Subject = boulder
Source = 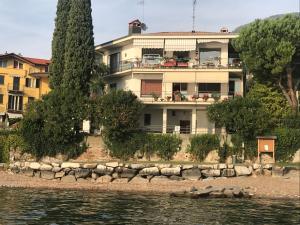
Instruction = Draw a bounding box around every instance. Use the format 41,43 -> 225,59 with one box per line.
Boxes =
92,172 -> 99,180
263,164 -> 273,170
113,178 -> 129,183
139,167 -> 160,176
74,168 -> 91,179
96,175 -> 112,183
61,175 -> 76,182
263,169 -> 272,176
204,150 -> 220,163
40,171 -> 55,180
40,164 -> 53,171
198,164 -> 214,169
234,165 -> 252,176
150,176 -> 171,183
252,163 -> 261,170
55,171 -> 65,179
155,164 -> 171,169
119,168 -> 137,179
169,175 -> 185,181
252,169 -> 263,177
105,162 -> 119,168
130,164 -> 145,170
83,163 -> 97,169
94,165 -> 114,175
52,167 -> 62,173
227,164 -> 234,169
61,162 -> 80,169
201,169 -> 221,177
221,169 -> 235,177
21,168 -> 34,177
51,163 -> 60,167
160,167 -> 181,176
218,164 -> 227,169
182,164 -> 194,170
29,162 -> 40,170
182,168 -> 202,180
40,156 -> 62,165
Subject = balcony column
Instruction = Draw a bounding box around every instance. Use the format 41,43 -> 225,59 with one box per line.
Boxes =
162,108 -> 167,134
191,108 -> 197,134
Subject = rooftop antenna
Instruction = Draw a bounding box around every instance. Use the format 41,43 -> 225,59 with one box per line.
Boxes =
192,0 -> 198,32
137,0 -> 145,22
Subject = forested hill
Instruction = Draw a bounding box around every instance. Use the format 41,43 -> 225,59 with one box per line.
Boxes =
234,12 -> 299,32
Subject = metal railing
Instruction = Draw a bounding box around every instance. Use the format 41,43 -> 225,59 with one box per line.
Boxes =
141,125 -> 214,135
109,57 -> 242,74
7,84 -> 24,93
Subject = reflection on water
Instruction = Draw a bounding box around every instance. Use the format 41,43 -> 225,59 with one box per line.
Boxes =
0,187 -> 299,225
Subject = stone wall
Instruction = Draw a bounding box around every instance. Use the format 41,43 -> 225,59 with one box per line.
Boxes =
7,161 -> 287,183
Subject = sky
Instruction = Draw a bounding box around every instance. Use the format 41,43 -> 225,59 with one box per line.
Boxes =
0,0 -> 298,59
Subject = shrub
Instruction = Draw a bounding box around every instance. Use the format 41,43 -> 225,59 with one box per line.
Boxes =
187,134 -> 220,161
153,134 -> 182,161
273,128 -> 300,162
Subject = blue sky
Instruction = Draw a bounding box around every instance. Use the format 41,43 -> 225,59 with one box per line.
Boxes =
0,0 -> 298,59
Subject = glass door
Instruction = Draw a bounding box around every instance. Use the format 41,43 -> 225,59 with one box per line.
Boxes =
13,77 -> 20,91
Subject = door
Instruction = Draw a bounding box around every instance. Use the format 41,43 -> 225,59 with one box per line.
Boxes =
229,80 -> 235,96
180,120 -> 190,134
13,77 -> 20,91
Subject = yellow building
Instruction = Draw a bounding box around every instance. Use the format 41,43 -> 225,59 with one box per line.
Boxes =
0,53 -> 50,120
96,20 -> 244,135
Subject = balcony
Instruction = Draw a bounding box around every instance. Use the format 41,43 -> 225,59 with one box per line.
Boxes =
109,57 -> 242,74
7,84 -> 24,94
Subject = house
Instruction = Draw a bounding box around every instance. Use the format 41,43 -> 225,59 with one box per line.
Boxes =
95,20 -> 244,135
0,53 -> 50,121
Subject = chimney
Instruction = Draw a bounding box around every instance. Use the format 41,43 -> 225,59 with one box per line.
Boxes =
220,27 -> 229,33
128,19 -> 142,35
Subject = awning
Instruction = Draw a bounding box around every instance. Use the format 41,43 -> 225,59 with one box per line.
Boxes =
133,38 -> 164,49
7,113 -> 23,119
165,39 -> 196,51
197,39 -> 229,44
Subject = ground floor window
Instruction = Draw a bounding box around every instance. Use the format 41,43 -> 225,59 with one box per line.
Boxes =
144,114 -> 151,126
8,95 -> 23,112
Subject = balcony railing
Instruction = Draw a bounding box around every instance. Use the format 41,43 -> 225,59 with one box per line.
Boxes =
7,84 -> 24,93
6,104 -> 23,114
109,57 -> 242,74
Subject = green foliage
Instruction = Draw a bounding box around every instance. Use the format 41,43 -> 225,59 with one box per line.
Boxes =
187,134 -> 220,161
154,134 -> 182,161
49,0 -> 70,89
233,15 -> 300,112
20,89 -> 88,158
207,97 -> 271,140
247,83 -> 291,124
0,131 -> 26,163
273,128 -> 300,162
63,0 -> 95,94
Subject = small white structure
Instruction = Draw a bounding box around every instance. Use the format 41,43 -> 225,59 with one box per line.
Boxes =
82,120 -> 91,134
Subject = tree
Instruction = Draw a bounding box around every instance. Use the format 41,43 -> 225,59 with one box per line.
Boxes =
49,0 -> 70,89
233,15 -> 300,113
247,82 -> 291,124
63,0 -> 95,94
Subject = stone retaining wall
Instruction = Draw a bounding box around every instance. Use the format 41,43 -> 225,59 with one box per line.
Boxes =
6,161 -> 288,183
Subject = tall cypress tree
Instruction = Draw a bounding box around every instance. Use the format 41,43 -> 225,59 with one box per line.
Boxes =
49,0 -> 70,89
63,0 -> 95,94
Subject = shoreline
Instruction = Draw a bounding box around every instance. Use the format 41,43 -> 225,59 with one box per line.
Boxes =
1,171 -> 299,199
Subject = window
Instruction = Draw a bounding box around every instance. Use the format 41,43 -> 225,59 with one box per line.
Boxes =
109,83 -> 117,90
0,75 -> 4,85
0,60 -> 7,68
173,83 -> 188,94
45,66 -> 49,73
25,78 -> 40,88
144,114 -> 151,126
199,48 -> 221,66
141,80 -> 162,96
174,51 -> 189,60
0,94 -> 3,104
36,79 -> 40,88
109,53 -> 120,73
25,78 -> 32,87
13,60 -> 23,69
28,97 -> 35,104
8,95 -> 23,111
198,83 -> 221,93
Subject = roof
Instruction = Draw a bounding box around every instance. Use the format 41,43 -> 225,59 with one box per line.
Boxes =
24,57 -> 50,65
0,53 -> 50,65
143,31 -> 236,36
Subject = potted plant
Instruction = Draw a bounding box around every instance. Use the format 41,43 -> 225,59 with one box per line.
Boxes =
173,90 -> 182,101
191,94 -> 199,101
151,92 -> 159,101
202,93 -> 209,102
212,93 -> 221,102
166,96 -> 172,101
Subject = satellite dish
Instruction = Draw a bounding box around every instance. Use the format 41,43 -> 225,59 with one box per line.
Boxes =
141,23 -> 148,31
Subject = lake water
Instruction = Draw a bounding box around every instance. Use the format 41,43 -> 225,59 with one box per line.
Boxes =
0,187 -> 299,225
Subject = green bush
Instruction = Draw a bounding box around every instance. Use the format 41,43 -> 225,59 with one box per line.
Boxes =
273,128 -> 300,162
0,132 -> 26,163
154,134 -> 182,161
187,134 -> 220,161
